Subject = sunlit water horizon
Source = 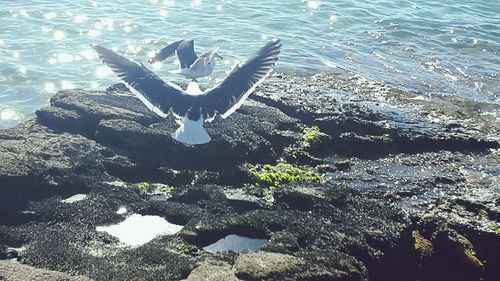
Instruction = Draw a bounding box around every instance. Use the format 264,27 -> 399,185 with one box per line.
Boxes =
1,0 -> 499,128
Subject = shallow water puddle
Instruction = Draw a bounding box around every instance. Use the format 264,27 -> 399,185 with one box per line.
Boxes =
203,234 -> 268,253
150,194 -> 168,201
116,207 -> 127,215
61,194 -> 87,203
96,214 -> 183,246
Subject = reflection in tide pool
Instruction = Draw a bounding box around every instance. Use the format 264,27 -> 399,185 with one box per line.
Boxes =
96,214 -> 183,246
116,207 -> 127,215
204,234 -> 268,253
61,193 -> 87,203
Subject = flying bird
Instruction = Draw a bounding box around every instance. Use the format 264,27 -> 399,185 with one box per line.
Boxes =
148,39 -> 223,80
93,39 -> 281,145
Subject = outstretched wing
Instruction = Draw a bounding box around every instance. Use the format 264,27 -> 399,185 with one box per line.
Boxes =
199,46 -> 219,59
148,40 -> 182,64
93,45 -> 193,118
198,38 -> 281,120
175,39 -> 198,68
148,39 -> 198,69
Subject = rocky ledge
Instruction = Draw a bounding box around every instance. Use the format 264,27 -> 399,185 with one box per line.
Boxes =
0,72 -> 499,281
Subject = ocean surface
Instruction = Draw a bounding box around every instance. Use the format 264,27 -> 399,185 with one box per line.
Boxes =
1,0 -> 499,128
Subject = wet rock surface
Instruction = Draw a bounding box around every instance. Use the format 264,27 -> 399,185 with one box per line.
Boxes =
0,73 -> 498,280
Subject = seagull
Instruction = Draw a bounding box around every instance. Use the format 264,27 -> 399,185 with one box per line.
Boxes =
148,39 -> 223,80
93,39 -> 281,145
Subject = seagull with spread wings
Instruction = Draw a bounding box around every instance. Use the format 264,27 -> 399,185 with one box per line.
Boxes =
93,38 -> 281,145
148,39 -> 223,80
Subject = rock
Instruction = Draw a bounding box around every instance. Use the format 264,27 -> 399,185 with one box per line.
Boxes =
177,183 -> 410,281
36,89 -> 160,135
36,87 -> 300,173
0,73 -> 498,281
234,251 -> 305,280
0,120 -> 110,222
253,74 -> 498,158
0,260 -> 91,281
185,261 -> 238,281
0,244 -> 7,259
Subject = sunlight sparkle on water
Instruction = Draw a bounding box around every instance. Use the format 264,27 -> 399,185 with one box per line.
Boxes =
307,1 -> 320,10
57,53 -> 74,63
18,66 -> 27,74
147,50 -> 156,58
127,45 -> 141,54
44,82 -> 55,92
54,31 -> 65,40
191,0 -> 202,8
44,12 -> 57,20
0,109 -> 17,120
95,22 -> 103,30
74,14 -> 88,24
321,58 -> 337,68
158,10 -> 168,17
96,65 -> 112,77
88,30 -> 101,37
61,80 -> 75,90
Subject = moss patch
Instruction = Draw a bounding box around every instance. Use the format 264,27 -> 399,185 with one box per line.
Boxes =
490,223 -> 500,234
412,230 -> 433,257
457,234 -> 485,269
249,162 -> 322,190
464,249 -> 484,269
136,182 -> 151,191
178,244 -> 205,255
301,126 -> 327,148
178,244 -> 193,255
160,186 -> 175,193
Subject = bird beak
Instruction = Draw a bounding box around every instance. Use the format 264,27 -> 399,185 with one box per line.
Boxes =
215,53 -> 223,60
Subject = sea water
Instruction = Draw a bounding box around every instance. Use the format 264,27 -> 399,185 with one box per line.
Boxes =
0,0 -> 498,128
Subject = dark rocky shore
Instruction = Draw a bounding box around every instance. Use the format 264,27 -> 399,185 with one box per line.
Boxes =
0,72 -> 499,281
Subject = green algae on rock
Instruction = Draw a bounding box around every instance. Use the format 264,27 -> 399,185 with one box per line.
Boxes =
249,162 -> 322,190
300,125 -> 327,148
